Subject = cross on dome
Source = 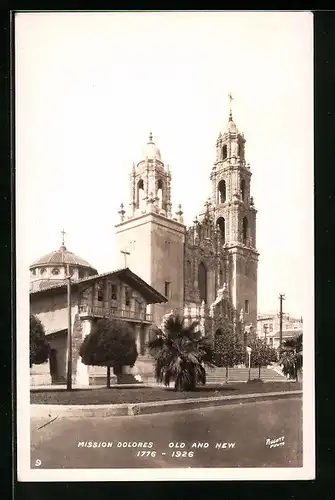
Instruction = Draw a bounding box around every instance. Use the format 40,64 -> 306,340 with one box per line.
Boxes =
228,92 -> 234,121
60,229 -> 67,250
149,132 -> 153,143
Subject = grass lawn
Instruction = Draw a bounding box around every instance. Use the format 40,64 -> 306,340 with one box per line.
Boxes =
30,381 -> 302,405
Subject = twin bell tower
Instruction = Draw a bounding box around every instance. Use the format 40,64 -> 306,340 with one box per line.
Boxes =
115,94 -> 259,331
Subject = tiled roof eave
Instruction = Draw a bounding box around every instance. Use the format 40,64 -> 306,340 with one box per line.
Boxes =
29,268 -> 167,305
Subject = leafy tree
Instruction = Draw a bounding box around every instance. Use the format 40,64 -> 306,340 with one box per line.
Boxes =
249,337 -> 278,379
211,298 -> 244,380
30,314 -> 50,368
148,314 -> 214,391
214,328 -> 244,380
79,318 -> 138,387
279,333 -> 303,381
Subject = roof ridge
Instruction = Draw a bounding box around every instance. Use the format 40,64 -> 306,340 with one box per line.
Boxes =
29,267 -> 167,304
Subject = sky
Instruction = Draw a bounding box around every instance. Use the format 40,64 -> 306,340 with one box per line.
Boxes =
15,11 -> 313,318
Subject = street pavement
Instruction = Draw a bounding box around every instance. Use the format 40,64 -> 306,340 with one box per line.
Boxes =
31,397 -> 302,469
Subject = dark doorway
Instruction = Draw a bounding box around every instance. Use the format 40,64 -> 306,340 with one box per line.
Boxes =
49,348 -> 59,384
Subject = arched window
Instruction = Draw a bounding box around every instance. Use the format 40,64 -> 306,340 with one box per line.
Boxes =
157,179 -> 163,209
222,145 -> 227,160
216,217 -> 225,243
242,216 -> 248,245
137,179 -> 144,208
218,180 -> 226,204
198,261 -> 207,304
241,179 -> 245,201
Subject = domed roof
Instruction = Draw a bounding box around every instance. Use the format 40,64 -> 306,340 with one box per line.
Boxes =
140,133 -> 161,161
30,244 -> 97,272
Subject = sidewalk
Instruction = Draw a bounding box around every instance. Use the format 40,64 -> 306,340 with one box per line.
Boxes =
31,383 -> 161,391
30,389 -> 302,419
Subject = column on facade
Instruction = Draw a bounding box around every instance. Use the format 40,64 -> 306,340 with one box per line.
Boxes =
194,257 -> 199,302
75,317 -> 91,387
143,324 -> 152,355
130,165 -> 136,216
134,323 -> 141,354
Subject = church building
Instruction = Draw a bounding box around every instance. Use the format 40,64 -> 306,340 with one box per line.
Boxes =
115,98 -> 259,335
29,96 -> 260,386
29,235 -> 167,386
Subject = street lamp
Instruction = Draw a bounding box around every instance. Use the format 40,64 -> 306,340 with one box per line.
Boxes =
246,346 -> 252,382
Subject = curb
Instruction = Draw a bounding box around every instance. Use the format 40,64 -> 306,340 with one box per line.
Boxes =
30,390 -> 302,419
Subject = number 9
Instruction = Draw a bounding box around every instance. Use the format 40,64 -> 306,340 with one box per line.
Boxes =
35,459 -> 41,467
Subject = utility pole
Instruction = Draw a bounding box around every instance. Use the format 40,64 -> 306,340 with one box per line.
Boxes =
66,264 -> 72,391
279,293 -> 286,349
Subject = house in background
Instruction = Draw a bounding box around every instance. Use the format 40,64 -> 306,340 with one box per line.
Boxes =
30,238 -> 167,387
264,328 -> 303,349
257,312 -> 303,348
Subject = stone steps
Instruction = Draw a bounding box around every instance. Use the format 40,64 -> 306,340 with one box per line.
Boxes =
141,366 -> 287,384
205,367 -> 287,383
30,358 -> 288,387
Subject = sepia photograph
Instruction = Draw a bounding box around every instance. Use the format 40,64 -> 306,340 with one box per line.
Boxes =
16,11 -> 314,481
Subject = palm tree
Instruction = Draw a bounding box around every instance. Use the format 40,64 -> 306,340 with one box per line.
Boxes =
148,314 -> 214,391
279,333 -> 303,382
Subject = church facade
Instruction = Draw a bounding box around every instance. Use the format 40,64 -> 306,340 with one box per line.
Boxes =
30,248 -> 167,386
115,104 -> 259,335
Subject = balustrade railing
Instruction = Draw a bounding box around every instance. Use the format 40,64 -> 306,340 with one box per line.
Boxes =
78,304 -> 152,322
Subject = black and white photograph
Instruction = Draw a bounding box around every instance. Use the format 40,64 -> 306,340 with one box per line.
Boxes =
16,11 -> 314,481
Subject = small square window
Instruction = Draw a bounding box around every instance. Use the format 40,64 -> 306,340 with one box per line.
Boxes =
164,281 -> 170,298
97,287 -> 104,302
125,288 -> 130,306
111,284 -> 117,300
244,299 -> 249,314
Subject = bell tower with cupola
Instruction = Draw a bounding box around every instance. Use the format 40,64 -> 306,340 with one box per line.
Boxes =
115,133 -> 185,327
210,94 -> 259,330
128,133 -> 173,219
